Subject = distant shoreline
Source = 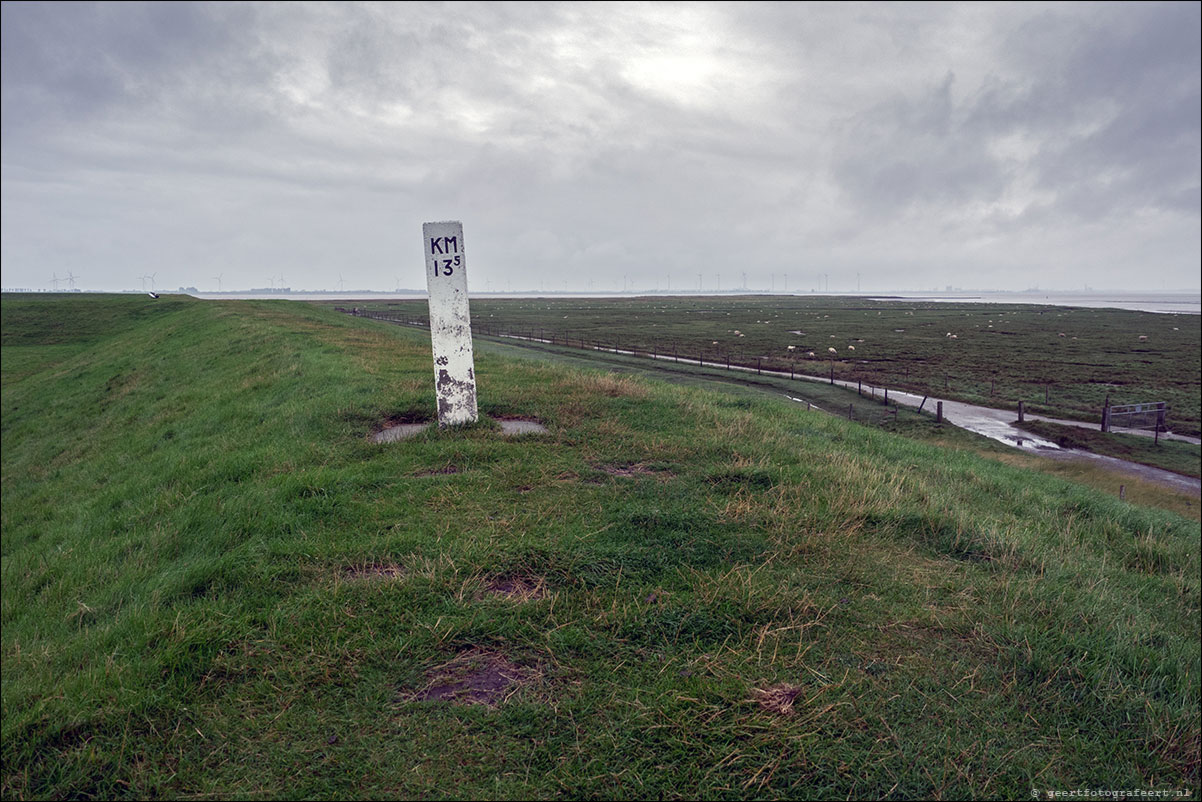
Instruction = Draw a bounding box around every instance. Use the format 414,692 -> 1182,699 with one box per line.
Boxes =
200,290 -> 1201,314
5,289 -> 1198,314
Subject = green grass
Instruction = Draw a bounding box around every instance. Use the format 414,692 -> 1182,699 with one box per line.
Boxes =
3,294 -> 1199,800
1015,419 -> 1202,479
338,295 -> 1202,437
472,332 -> 954,435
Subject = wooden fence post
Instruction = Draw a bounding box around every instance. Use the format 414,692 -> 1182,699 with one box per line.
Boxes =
936,401 -> 943,423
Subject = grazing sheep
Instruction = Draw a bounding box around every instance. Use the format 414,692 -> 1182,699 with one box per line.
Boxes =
848,345 -> 855,350
828,347 -> 837,353
1138,335 -> 1148,341
1058,333 -> 1066,337
787,345 -> 796,351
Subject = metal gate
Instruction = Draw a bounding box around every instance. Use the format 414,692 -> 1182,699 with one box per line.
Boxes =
1103,401 -> 1169,441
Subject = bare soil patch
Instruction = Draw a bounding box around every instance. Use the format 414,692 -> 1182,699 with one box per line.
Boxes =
403,649 -> 542,707
478,575 -> 548,602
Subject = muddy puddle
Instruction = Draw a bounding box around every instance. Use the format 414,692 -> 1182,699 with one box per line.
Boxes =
498,419 -> 548,436
370,418 -> 546,442
371,423 -> 432,443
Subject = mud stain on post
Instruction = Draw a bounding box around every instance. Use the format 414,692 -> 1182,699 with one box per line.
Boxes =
436,368 -> 478,425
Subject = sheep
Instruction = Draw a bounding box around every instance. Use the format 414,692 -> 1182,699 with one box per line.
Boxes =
1138,335 -> 1148,341
787,345 -> 796,351
828,347 -> 837,353
848,345 -> 855,351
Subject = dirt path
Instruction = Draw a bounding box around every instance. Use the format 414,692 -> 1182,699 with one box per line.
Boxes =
1034,448 -> 1201,497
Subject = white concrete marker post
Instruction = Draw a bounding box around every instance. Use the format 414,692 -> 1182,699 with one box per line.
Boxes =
423,221 -> 478,426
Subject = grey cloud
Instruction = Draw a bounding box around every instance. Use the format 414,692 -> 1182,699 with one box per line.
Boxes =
824,1 -> 1199,235
1,2 -> 1198,293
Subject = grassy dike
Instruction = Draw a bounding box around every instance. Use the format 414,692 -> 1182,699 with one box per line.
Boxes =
2,294 -> 1199,800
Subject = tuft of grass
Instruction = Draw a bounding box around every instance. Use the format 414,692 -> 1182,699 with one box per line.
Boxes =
3,294 -> 1199,800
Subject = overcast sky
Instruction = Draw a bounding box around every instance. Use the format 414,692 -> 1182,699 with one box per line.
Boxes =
2,1 -> 1199,294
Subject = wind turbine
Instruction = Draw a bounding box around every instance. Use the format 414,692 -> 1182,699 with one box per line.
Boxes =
147,272 -> 157,292
278,273 -> 286,292
394,276 -> 401,292
337,272 -> 345,292
50,273 -> 61,291
213,273 -> 223,291
139,275 -> 147,292
65,272 -> 77,290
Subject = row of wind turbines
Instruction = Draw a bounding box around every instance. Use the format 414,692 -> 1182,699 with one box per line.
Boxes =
48,272 -> 79,291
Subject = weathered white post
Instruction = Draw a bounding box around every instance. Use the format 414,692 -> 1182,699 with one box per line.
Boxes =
423,220 -> 478,426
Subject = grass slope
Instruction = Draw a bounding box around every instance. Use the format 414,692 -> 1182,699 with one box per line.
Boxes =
3,295 -> 1199,800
